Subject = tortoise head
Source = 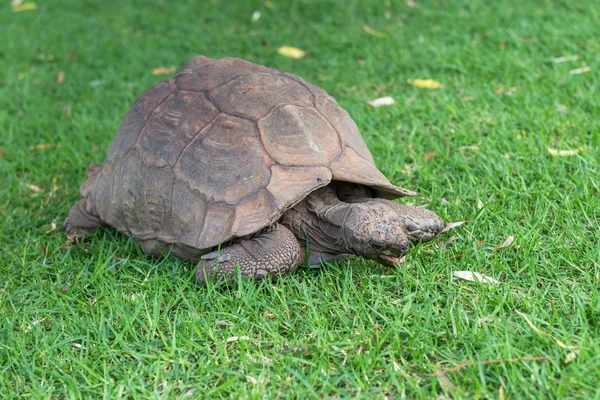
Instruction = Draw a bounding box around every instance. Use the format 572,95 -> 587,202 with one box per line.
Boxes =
342,201 -> 411,264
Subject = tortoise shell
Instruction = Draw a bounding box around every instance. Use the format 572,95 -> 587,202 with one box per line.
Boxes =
91,56 -> 415,252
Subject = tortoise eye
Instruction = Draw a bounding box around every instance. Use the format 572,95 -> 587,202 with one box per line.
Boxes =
369,241 -> 384,250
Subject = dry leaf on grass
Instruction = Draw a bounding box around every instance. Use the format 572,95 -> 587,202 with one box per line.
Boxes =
277,46 -> 306,59
569,66 -> 591,75
25,184 -> 42,192
425,356 -> 549,377
57,71 -> 64,84
406,0 -> 418,7
440,221 -> 466,233
152,66 -> 176,75
264,1 -> 274,8
46,222 -> 57,233
408,79 -> 442,89
564,351 -> 578,364
32,143 -> 52,150
41,243 -> 50,257
367,96 -> 395,107
459,145 -> 480,151
0,148 -> 4,158
251,11 -> 261,22
495,86 -> 516,95
454,271 -> 500,284
492,235 -> 514,251
363,25 -> 386,38
515,310 -> 578,350
548,147 -> 583,156
444,236 -> 457,247
26,318 -> 47,331
246,376 -> 258,384
553,55 -> 580,63
226,336 -> 250,343
12,1 -> 38,12
424,152 -> 437,161
437,374 -> 457,392
182,388 -> 196,398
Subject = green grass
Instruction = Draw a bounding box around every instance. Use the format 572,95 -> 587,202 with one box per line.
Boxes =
1,0 -> 599,398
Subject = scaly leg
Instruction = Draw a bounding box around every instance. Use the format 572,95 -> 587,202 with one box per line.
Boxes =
196,223 -> 301,283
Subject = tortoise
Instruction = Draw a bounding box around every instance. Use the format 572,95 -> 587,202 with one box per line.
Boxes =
65,56 -> 444,283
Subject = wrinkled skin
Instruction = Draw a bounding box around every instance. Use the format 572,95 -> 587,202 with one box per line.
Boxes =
196,183 -> 443,282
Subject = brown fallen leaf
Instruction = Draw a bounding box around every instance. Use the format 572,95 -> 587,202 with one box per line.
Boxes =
57,71 -> 65,84
515,310 -> 578,350
459,145 -> 480,151
424,151 -> 437,161
246,375 -> 258,384
499,41 -> 508,50
152,66 -> 176,75
363,25 -> 386,38
408,79 -> 442,89
34,143 -> 52,150
440,221 -> 466,233
41,243 -> 50,257
548,147 -> 583,156
492,235 -> 514,251
0,148 -> 4,158
277,46 -> 306,59
65,52 -> 79,60
367,96 -> 395,107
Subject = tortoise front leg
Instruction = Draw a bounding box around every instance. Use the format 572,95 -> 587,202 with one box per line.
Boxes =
195,223 -> 301,284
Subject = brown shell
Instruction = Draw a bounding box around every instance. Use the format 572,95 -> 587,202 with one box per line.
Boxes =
93,56 -> 415,251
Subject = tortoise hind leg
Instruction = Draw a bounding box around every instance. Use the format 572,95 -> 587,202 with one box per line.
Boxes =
195,223 -> 301,284
64,163 -> 104,235
64,199 -> 102,235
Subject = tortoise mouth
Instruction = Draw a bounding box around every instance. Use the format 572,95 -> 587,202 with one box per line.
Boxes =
378,255 -> 400,265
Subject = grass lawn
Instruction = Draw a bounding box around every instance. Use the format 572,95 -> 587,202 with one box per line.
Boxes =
1,0 -> 599,397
